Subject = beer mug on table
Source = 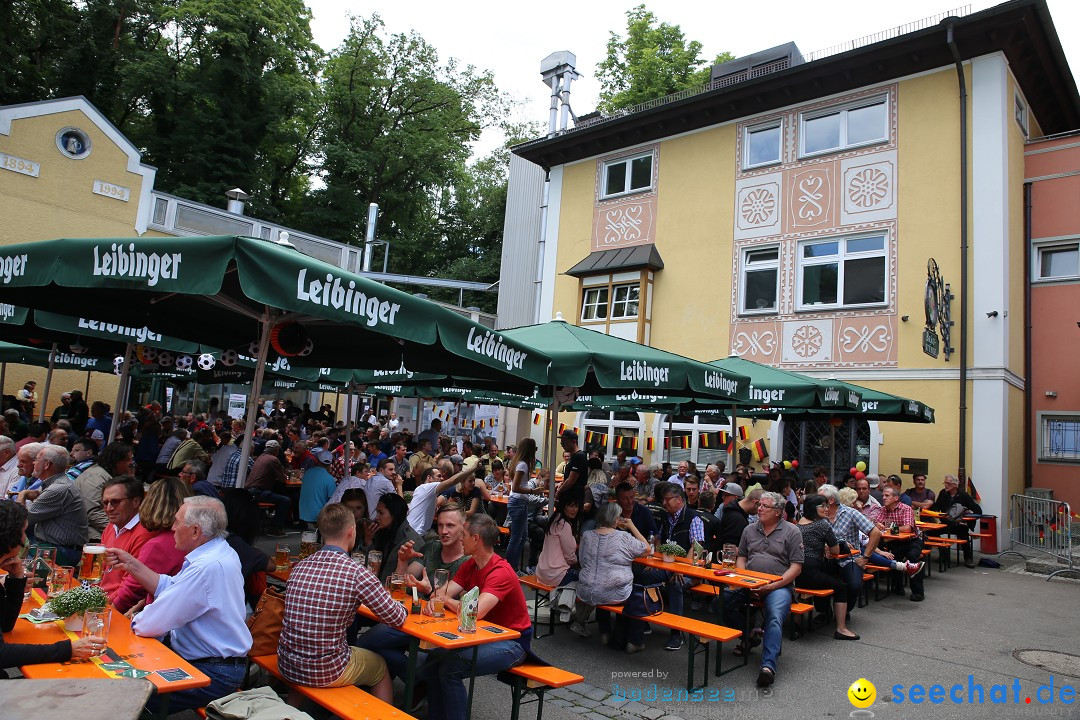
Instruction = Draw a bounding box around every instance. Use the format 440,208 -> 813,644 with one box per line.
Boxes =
299,531 -> 318,559
48,566 -> 74,598
366,550 -> 382,578
83,606 -> 111,656
431,568 -> 450,617
21,547 -> 42,600
390,573 -> 408,606
80,544 -> 106,583
722,544 -> 738,571
274,543 -> 290,572
351,551 -> 366,567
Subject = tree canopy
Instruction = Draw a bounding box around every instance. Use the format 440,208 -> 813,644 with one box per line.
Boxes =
596,5 -> 733,114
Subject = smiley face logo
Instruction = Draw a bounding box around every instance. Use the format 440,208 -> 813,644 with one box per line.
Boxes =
848,678 -> 876,708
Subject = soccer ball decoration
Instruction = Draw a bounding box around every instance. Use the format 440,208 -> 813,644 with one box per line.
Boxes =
157,351 -> 174,368
248,341 -> 260,357
197,353 -> 216,370
269,321 -> 309,357
68,344 -> 87,355
220,349 -> 239,366
299,338 -> 314,357
175,354 -> 194,371
136,346 -> 159,364
113,356 -> 125,376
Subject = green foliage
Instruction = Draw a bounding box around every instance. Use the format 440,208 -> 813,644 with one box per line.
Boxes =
658,542 -> 687,557
45,584 -> 109,617
596,5 -> 732,114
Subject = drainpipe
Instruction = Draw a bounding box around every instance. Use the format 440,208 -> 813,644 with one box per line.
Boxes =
535,169 -> 551,324
1023,182 -> 1033,488
947,23 -> 969,484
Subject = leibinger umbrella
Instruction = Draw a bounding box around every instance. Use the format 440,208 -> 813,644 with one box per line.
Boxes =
0,236 -> 551,483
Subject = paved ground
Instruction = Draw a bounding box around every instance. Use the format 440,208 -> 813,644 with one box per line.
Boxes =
242,531 -> 1080,720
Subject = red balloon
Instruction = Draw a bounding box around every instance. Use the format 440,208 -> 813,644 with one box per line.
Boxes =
791,460 -> 799,469
849,467 -> 858,476
855,471 -> 866,480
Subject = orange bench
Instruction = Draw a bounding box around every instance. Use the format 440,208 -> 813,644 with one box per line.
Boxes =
250,654 -> 413,719
499,663 -> 584,720
598,604 -> 741,689
690,583 -> 818,639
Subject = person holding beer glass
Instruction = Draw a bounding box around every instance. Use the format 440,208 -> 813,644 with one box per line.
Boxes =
0,502 -> 102,670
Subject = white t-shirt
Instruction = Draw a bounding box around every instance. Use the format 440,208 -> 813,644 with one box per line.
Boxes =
509,461 -> 529,499
406,481 -> 442,535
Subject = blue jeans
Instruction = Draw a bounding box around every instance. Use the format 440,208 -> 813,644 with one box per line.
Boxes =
505,495 -> 529,571
250,488 -> 291,527
723,586 -> 792,672
144,658 -> 246,714
355,624 -> 411,680
418,638 -> 527,720
840,560 -> 863,607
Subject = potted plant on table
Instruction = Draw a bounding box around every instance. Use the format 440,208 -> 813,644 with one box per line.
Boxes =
658,543 -> 687,564
44,584 -> 108,632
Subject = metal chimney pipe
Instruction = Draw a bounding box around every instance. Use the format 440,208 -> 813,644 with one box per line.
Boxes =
559,73 -> 575,132
363,203 -> 379,272
547,76 -> 560,137
225,188 -> 249,215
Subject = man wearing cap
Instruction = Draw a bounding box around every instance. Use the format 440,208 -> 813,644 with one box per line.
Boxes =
555,429 -> 589,507
299,449 -> 338,527
713,481 -> 742,524
245,439 -> 291,537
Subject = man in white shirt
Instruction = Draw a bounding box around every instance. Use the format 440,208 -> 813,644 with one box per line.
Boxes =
387,413 -> 400,431
668,460 -> 690,488
0,436 -> 18,497
110,496 -> 251,714
364,459 -> 399,520
406,466 -> 468,535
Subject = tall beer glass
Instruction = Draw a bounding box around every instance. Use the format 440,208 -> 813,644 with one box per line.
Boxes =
80,544 -> 106,583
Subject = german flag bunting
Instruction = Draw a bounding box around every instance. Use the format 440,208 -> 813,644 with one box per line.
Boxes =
547,418 -> 553,430
533,413 -> 541,426
585,431 -> 594,444
726,441 -> 735,455
967,478 -> 982,503
630,437 -> 639,451
558,423 -> 566,436
601,434 -> 608,446
700,433 -> 711,449
738,426 -> 750,441
718,430 -> 729,445
751,438 -> 768,461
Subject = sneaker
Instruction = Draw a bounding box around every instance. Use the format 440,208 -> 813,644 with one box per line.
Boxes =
569,622 -> 592,638
909,593 -> 925,602
757,666 -> 775,687
643,626 -> 652,635
665,635 -> 684,651
905,561 -> 926,577
626,642 -> 646,654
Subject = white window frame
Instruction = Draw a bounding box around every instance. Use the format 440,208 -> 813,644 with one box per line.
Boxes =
658,413 -> 731,466
581,286 -> 610,321
1038,412 -> 1080,463
1033,240 -> 1080,282
743,119 -> 783,170
739,244 -> 781,316
600,152 -> 654,200
579,410 -> 646,458
798,94 -> 889,159
610,283 -> 641,320
1015,91 -> 1030,138
796,232 -> 889,311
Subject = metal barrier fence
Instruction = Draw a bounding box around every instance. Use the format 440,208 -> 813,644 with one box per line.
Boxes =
1004,493 -> 1075,580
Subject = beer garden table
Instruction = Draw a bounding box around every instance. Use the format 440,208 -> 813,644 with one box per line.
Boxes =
0,678 -> 152,720
8,589 -> 210,719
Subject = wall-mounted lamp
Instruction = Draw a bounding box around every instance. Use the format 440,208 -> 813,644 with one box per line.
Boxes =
1046,391 -> 1058,398
901,315 -> 910,322
986,310 -> 999,318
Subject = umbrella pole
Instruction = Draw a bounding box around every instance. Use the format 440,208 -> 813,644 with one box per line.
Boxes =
346,387 -> 354,452
39,343 -> 57,423
0,362 -> 5,400
109,344 -> 133,444
829,423 -> 836,485
85,370 -> 91,399
237,311 -> 272,490
547,391 -> 558,506
666,414 -> 673,464
730,405 -> 737,471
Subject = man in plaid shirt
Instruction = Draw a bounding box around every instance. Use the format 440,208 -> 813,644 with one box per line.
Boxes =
870,486 -> 927,601
278,503 -> 406,701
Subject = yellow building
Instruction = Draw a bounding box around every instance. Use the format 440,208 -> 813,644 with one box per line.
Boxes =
500,1 -> 1080,534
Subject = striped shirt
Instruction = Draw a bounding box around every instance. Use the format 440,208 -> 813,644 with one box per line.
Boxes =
829,505 -> 875,566
278,546 -> 406,687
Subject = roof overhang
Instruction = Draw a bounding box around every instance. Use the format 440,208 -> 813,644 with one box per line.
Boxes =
514,0 -> 1080,169
565,244 -> 664,278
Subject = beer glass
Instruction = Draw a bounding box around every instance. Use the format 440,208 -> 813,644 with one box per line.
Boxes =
299,531 -> 318,560
431,568 -> 449,617
80,544 -> 106,583
48,566 -> 74,598
366,550 -> 382,578
21,548 -> 42,601
351,552 -> 366,567
722,544 -> 738,571
274,543 -> 290,572
82,606 -> 111,656
390,573 -> 407,606
37,546 -> 57,571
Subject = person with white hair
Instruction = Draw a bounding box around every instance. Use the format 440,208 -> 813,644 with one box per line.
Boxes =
107,496 -> 251,714
0,435 -> 18,497
15,445 -> 87,566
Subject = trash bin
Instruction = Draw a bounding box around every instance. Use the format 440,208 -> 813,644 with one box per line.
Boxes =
978,516 -> 998,555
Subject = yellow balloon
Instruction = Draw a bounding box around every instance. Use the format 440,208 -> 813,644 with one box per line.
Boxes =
848,678 -> 876,708
783,461 -> 792,470
855,461 -> 867,472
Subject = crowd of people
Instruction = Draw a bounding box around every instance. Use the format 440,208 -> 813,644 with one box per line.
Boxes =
0,390 -> 984,714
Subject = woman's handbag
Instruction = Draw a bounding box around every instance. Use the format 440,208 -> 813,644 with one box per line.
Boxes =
246,586 -> 286,656
622,582 -> 665,618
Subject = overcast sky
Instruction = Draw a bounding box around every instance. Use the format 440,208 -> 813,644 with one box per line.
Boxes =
306,0 -> 1080,154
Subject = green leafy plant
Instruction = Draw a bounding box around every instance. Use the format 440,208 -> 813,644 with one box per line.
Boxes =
44,584 -> 108,618
658,542 -> 687,557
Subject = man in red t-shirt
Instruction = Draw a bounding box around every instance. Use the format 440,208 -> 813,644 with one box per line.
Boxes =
418,513 -> 531,719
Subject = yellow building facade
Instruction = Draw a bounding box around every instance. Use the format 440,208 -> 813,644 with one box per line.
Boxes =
507,3 -> 1080,533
